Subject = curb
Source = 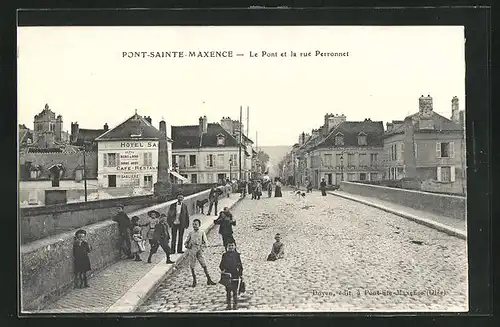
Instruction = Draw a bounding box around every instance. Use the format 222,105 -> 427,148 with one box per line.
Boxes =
106,195 -> 244,313
329,191 -> 467,240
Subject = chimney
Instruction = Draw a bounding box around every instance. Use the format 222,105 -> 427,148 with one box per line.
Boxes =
327,114 -> 346,131
198,116 -> 204,135
220,117 -> 233,134
301,132 -> 306,145
159,120 -> 166,135
386,122 -> 393,132
144,116 -> 152,124
419,94 -> 433,115
202,115 -> 208,133
103,123 -> 109,131
451,96 -> 460,123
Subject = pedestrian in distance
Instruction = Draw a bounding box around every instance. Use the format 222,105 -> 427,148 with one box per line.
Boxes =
255,181 -> 262,200
112,204 -> 133,259
148,212 -> 174,264
184,219 -> 217,287
320,178 -> 327,196
219,241 -> 244,310
167,193 -> 190,254
207,184 -> 223,216
214,207 -> 236,251
274,178 -> 283,197
73,229 -> 92,288
306,180 -> 313,193
267,233 -> 285,261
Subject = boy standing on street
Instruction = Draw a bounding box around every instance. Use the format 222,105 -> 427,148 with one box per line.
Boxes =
219,241 -> 243,310
214,207 -> 237,251
184,219 -> 217,287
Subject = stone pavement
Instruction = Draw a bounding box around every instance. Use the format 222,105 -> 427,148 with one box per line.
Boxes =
140,188 -> 468,312
38,193 -> 242,313
330,190 -> 466,239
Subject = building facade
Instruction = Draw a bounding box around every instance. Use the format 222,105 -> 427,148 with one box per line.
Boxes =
383,95 -> 466,194
95,113 -> 174,191
171,116 -> 254,184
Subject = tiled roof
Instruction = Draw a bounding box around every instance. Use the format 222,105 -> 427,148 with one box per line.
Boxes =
384,111 -> 464,137
312,120 -> 384,150
95,114 -> 161,141
171,123 -> 241,149
73,128 -> 106,145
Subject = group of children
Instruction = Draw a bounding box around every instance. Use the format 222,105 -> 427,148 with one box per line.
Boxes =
72,203 -> 285,310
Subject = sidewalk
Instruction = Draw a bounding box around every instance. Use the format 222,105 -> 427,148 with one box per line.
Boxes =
329,191 -> 466,240
39,193 -> 243,313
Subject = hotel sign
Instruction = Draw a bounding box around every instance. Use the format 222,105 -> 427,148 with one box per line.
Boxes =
120,142 -> 157,148
118,150 -> 157,171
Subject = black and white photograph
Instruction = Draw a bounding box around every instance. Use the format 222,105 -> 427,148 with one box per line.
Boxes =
18,23 -> 469,313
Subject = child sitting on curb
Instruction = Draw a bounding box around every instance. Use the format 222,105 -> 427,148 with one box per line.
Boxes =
267,233 -> 285,261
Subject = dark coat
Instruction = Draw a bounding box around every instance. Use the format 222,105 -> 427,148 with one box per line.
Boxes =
214,212 -> 236,235
73,239 -> 91,273
167,202 -> 190,229
152,220 -> 170,248
209,188 -> 223,203
219,251 -> 243,278
320,181 -> 327,189
113,212 -> 131,233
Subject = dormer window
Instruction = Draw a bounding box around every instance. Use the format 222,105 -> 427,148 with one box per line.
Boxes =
335,132 -> 344,146
216,133 -> 225,146
357,132 -> 367,146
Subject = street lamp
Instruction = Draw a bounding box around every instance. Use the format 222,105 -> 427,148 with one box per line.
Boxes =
340,153 -> 344,182
229,158 -> 232,182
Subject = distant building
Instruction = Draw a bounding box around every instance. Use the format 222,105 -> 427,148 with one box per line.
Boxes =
18,124 -> 33,149
70,122 -> 108,151
383,95 -> 466,194
95,112 -> 178,191
171,116 -> 254,184
32,104 -> 64,148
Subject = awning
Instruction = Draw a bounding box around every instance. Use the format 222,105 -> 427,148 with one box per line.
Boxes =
169,170 -> 190,183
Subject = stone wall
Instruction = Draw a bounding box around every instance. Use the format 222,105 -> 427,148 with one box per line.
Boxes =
21,186 -> 229,312
339,181 -> 465,220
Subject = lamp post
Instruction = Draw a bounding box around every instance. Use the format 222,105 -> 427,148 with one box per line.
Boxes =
229,158 -> 232,182
83,143 -> 88,202
340,153 -> 344,183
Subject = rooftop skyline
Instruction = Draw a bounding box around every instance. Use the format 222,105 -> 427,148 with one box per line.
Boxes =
18,26 -> 465,146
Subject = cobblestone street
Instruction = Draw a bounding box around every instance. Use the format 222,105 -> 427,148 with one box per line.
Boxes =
139,188 -> 468,312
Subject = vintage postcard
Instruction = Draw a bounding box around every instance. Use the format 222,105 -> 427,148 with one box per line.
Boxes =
18,24 -> 467,313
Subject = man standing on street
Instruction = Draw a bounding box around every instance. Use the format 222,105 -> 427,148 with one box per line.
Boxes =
207,184 -> 222,216
167,193 -> 190,254
112,204 -> 133,259
320,178 -> 327,196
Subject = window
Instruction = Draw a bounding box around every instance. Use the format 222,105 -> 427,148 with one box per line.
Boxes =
143,152 -> 153,166
347,173 -> 356,181
144,175 -> 153,188
108,175 -> 117,187
357,133 -> 367,146
172,155 -> 177,167
217,154 -> 225,168
30,170 -> 39,179
347,153 -> 355,166
191,174 -> 198,184
178,155 -> 186,168
103,153 -> 119,167
324,154 -> 333,166
359,173 -> 367,181
230,154 -> 238,166
50,123 -> 55,132
359,153 -> 367,166
436,142 -> 454,158
206,154 -> 214,168
335,133 -> 344,146
370,153 -> 378,166
437,166 -> 455,182
189,155 -> 196,167
370,173 -> 378,181
217,134 -> 225,146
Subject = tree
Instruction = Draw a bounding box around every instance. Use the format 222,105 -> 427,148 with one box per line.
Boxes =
257,150 -> 270,173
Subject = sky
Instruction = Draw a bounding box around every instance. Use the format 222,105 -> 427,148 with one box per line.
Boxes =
17,26 -> 465,146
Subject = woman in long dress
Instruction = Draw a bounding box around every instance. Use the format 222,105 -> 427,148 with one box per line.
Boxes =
274,178 -> 282,197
